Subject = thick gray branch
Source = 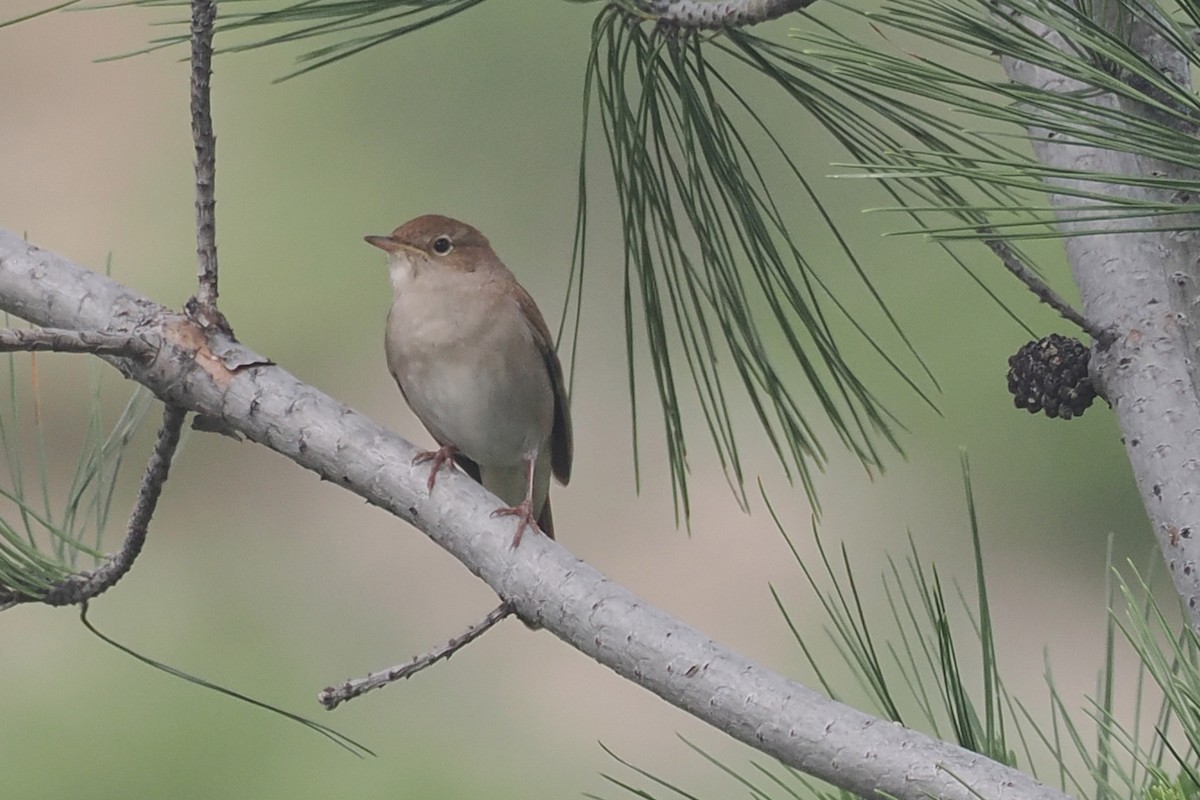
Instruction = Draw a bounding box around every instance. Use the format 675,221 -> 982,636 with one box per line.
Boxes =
0,228 -> 1070,800
1001,23 -> 1200,625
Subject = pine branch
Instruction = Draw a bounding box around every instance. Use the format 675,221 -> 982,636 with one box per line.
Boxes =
1001,14 -> 1200,626
0,227 -> 1071,800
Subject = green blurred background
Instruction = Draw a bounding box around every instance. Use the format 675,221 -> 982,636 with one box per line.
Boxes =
0,2 -> 1159,798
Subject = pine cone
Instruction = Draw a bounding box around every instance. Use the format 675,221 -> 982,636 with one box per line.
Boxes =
1006,335 -> 1096,420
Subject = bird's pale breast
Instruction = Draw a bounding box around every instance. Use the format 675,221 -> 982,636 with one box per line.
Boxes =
386,270 -> 555,471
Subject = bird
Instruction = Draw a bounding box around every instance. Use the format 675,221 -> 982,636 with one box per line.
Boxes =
365,214 -> 572,548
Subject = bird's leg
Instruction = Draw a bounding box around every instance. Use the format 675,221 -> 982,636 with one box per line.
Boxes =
491,452 -> 539,548
412,444 -> 458,492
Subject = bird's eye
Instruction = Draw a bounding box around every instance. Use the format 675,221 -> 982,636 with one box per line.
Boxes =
432,236 -> 453,255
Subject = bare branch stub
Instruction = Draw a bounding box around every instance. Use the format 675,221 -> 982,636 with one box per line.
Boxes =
318,602 -> 514,710
189,0 -> 228,334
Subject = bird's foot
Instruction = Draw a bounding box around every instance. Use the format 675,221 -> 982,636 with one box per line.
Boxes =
491,498 -> 539,548
412,445 -> 458,492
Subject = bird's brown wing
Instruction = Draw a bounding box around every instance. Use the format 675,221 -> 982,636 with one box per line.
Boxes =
513,284 -> 573,486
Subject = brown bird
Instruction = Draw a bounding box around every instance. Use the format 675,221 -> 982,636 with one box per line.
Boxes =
366,214 -> 572,547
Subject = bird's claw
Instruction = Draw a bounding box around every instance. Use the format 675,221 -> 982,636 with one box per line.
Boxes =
413,445 -> 457,492
491,498 -> 539,548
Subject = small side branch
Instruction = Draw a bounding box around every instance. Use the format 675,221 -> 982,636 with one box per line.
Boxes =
0,404 -> 186,610
983,236 -> 1114,346
318,602 -> 514,711
636,0 -> 814,29
189,0 -> 223,328
0,328 -> 155,358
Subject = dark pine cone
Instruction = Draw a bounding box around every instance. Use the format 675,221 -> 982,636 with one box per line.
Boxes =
1007,334 -> 1096,420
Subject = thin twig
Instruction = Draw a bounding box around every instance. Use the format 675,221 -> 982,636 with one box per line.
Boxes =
0,404 -> 186,610
0,328 -> 154,358
983,235 -> 1114,346
635,0 -> 814,29
318,602 -> 514,710
189,0 -> 224,330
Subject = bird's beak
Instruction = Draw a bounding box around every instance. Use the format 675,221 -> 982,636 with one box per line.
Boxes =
364,234 -> 401,253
